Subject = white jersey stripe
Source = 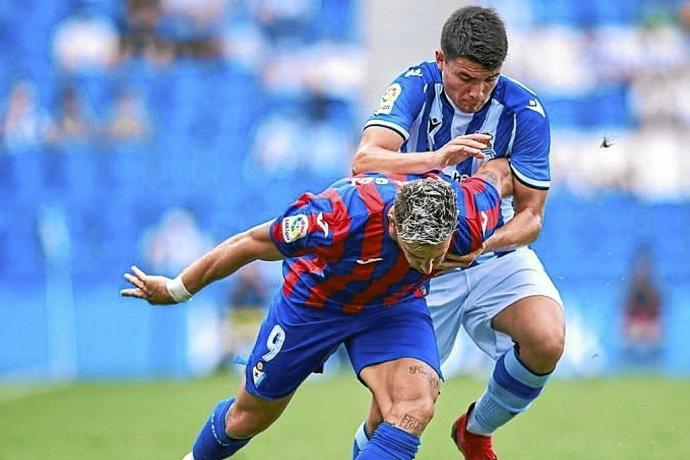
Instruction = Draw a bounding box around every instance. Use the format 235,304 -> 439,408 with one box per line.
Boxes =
479,99 -> 505,138
407,101 -> 426,151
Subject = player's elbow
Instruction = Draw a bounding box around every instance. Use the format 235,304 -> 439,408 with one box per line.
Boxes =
527,211 -> 544,242
351,148 -> 370,175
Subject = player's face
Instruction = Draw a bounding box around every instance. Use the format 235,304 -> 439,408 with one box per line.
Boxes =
399,237 -> 452,275
436,51 -> 500,113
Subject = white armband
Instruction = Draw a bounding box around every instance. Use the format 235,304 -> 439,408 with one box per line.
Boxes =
166,275 -> 193,303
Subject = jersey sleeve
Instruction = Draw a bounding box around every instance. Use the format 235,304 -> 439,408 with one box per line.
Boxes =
269,191 -> 342,259
364,65 -> 429,141
508,102 -> 552,190
450,177 -> 502,255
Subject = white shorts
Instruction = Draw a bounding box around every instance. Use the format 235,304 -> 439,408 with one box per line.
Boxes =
429,248 -> 563,363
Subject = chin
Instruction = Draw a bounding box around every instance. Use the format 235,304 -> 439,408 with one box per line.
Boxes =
460,103 -> 480,113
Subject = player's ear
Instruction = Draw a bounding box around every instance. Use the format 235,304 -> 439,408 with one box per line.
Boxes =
387,207 -> 397,237
435,50 -> 445,69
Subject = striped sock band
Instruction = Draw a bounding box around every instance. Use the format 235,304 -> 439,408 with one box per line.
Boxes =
467,347 -> 551,436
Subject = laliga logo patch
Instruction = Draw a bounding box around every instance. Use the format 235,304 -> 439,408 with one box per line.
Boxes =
282,214 -> 309,243
374,83 -> 402,115
253,361 -> 266,387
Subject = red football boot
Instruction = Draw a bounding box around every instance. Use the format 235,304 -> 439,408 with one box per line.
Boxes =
450,403 -> 498,460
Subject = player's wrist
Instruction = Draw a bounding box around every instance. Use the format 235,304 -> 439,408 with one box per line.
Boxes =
166,275 -> 193,303
482,237 -> 497,254
429,150 -> 445,170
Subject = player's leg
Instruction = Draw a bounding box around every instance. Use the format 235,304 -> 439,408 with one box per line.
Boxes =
357,357 -> 440,459
466,294 -> 564,435
190,377 -> 294,460
190,296 -> 345,459
352,398 -> 382,458
350,270 -> 468,459
347,299 -> 443,459
453,250 -> 563,455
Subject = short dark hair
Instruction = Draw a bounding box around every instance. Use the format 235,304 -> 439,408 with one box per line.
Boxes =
441,6 -> 508,71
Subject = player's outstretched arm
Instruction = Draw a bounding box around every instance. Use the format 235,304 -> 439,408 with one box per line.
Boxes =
352,126 -> 491,175
120,221 -> 282,305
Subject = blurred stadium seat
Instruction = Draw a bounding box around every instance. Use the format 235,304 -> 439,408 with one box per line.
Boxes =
1,0 -> 689,380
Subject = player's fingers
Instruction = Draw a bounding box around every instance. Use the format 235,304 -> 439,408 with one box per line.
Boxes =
446,145 -> 484,159
466,149 -> 485,159
463,133 -> 493,144
130,265 -> 147,281
124,272 -> 145,289
120,288 -> 145,299
450,138 -> 489,149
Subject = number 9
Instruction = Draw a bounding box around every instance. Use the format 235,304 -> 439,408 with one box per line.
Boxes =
261,324 -> 286,361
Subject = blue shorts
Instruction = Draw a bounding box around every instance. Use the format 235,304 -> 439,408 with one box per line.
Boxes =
244,295 -> 442,400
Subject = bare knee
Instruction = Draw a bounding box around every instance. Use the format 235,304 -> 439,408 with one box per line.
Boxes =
519,328 -> 565,373
382,390 -> 437,435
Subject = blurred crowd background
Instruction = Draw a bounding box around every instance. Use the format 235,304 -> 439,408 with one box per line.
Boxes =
1,0 -> 689,381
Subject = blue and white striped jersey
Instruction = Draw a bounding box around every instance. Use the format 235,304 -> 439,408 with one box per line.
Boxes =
365,60 -> 551,255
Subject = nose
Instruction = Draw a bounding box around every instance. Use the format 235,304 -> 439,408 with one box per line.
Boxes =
469,82 -> 484,101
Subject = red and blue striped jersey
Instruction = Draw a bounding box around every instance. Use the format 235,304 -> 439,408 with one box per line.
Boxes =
269,172 -> 500,313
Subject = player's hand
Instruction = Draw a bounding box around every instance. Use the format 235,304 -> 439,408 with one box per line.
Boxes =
439,243 -> 486,270
120,265 -> 177,305
432,133 -> 492,169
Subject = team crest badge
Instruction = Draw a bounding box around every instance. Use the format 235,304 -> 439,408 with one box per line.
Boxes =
282,214 -> 309,243
374,83 -> 402,115
253,362 -> 266,387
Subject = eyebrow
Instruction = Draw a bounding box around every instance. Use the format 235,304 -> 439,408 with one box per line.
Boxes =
458,71 -> 500,80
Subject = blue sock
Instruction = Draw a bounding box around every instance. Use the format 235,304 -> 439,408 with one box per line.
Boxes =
357,422 -> 420,460
352,421 -> 371,459
468,346 -> 551,436
192,398 -> 252,459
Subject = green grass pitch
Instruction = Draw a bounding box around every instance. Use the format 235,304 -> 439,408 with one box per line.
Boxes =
1,375 -> 688,459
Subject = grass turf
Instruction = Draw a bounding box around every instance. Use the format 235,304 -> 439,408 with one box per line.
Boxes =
0,375 -> 688,459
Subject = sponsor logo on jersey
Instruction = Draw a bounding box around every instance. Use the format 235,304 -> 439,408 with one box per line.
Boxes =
404,67 -> 423,78
252,362 -> 266,387
316,212 -> 329,237
374,83 -> 402,115
282,214 -> 309,243
526,98 -> 546,117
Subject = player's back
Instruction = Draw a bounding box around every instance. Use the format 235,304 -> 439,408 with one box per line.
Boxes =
270,172 -> 502,313
271,172 -> 434,314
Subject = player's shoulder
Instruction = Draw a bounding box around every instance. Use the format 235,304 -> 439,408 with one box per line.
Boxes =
329,173 -> 401,213
494,74 -> 547,120
397,60 -> 441,85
